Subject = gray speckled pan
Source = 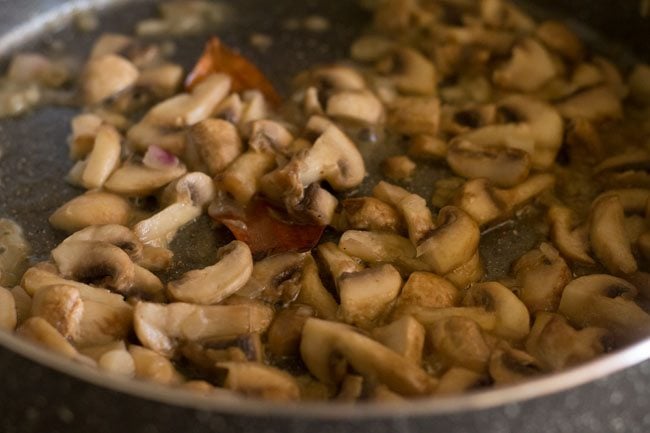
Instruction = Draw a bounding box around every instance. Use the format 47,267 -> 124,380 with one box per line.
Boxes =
1,1 -> 650,432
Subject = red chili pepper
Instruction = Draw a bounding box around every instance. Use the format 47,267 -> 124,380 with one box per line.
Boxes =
210,198 -> 325,256
185,37 -> 282,107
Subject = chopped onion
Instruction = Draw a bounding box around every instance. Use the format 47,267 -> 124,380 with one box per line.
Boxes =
143,145 -> 179,170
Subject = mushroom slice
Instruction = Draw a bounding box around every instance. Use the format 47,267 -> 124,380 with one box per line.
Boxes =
10,286 -> 31,326
526,312 -> 608,371
31,284 -> 83,339
338,264 -> 402,329
558,274 -> 650,339
594,189 -> 650,214
372,315 -> 426,364
61,224 -> 143,262
133,301 -> 274,357
263,124 -> 365,200
408,134 -> 447,160
326,90 -> 385,125
393,272 -> 460,318
19,266 -> 133,345
186,118 -> 243,176
0,287 -> 17,331
446,140 -> 530,188
49,191 -> 132,233
454,174 -> 555,227
395,192 -> 436,246
126,121 -> 187,155
387,96 -> 440,136
316,242 -> 364,291
51,241 -> 135,293
480,0 -> 535,31
350,35 -> 396,62
436,367 -> 485,395
489,345 -> 543,385
295,254 -> 339,321
555,86 -> 623,121
160,172 -> 216,208
167,240 -> 253,305
307,65 -> 367,92
286,183 -> 339,226
513,243 -> 572,313
429,316 -> 491,373
80,124 -> 121,190
444,252 -> 484,290
339,197 -> 403,233
382,47 -> 437,96
547,206 -> 594,265
416,206 -> 480,275
0,218 -> 30,287
181,334 -> 264,370
337,374 -> 364,402
338,230 -> 428,274
131,265 -> 165,301
248,119 -> 295,156
97,347 -> 136,377
300,318 -> 436,396
217,362 -> 301,401
82,54 -> 139,105
590,195 -> 637,275
17,317 -> 93,365
593,150 -> 650,174
138,245 -> 173,272
268,305 -> 315,357
493,38 -> 556,92
381,155 -> 416,181
217,150 -> 276,204
440,104 -> 497,136
237,252 -> 307,301
129,345 -> 184,385
463,282 -> 530,341
535,20 -> 584,62
137,63 -> 184,98
104,161 -> 187,197
69,113 -> 103,160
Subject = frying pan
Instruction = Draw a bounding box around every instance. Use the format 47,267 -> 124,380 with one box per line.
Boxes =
1,1 -> 650,432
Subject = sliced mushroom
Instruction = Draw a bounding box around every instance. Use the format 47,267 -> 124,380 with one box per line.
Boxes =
136,63 -> 184,98
60,224 -> 143,262
17,317 -> 94,365
463,282 -> 530,341
339,264 -> 402,329
556,85 -> 623,121
480,0 -> 535,31
594,189 -> 650,214
454,174 -> 555,227
559,274 -> 650,339
513,243 -> 572,313
97,347 -> 136,377
167,240 -> 253,305
393,272 -> 460,318
489,344 -> 543,385
69,113 -> 103,160
295,254 -> 339,320
129,344 -> 184,385
316,242 -> 364,291
394,191 -> 436,246
435,367 -> 485,395
237,252 -> 307,302
0,287 -> 17,331
51,241 -> 135,293
446,140 -> 530,188
262,125 -> 365,204
444,252 -> 484,290
380,47 -> 437,96
214,93 -> 244,124
381,155 -> 416,181
339,230 -> 428,274
493,38 -> 556,92
440,104 -> 497,136
0,218 -> 30,287
248,119 -> 295,156
408,134 -> 448,160
181,334 -> 264,369
387,96 -> 440,136
547,206 -> 594,265
267,304 -> 315,357
131,265 -> 165,301
49,191 -> 132,233
336,374 -> 364,402
82,54 -> 139,105
535,20 -> 584,62
138,245 -> 173,272
339,197 -> 403,233
104,161 -> 187,197
411,306 -> 497,333
372,315 -> 425,364
31,284 -> 83,339
217,362 -> 301,401
416,206 -> 480,275
429,316 -> 491,373
526,312 -> 608,371
186,118 -> 243,176
217,150 -> 276,204
590,195 -> 637,275
126,121 -> 187,155
239,89 -> 270,129
134,172 -> 215,248
80,124 -> 122,190
133,301 -> 274,357
300,318 -> 436,396
10,286 -> 31,325
286,183 -> 339,226
326,89 -> 385,124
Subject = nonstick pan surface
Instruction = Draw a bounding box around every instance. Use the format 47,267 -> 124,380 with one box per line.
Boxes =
1,1 -> 650,432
